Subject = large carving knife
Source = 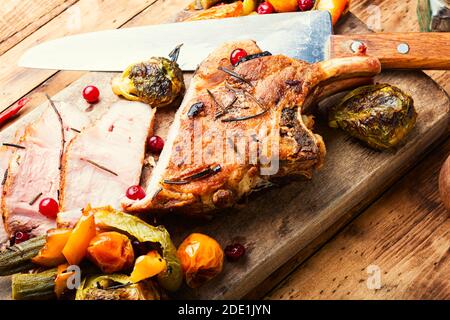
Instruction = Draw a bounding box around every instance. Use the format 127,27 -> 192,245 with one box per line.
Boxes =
18,11 -> 450,71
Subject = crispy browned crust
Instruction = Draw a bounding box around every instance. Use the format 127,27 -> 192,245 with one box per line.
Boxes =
123,41 -> 381,216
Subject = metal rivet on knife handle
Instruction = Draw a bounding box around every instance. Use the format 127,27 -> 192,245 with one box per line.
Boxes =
350,40 -> 364,53
397,43 -> 410,54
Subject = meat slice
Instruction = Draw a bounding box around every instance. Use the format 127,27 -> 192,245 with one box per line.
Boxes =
122,40 -> 381,216
0,129 -> 25,248
59,100 -> 155,213
2,101 -> 88,238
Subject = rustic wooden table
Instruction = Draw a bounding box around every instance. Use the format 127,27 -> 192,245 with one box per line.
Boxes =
0,0 -> 448,300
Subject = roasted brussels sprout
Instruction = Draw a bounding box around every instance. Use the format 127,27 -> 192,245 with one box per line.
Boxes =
112,45 -> 185,108
328,84 -> 417,150
75,274 -> 160,300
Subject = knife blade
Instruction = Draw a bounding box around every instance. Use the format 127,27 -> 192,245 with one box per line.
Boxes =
18,11 -> 333,72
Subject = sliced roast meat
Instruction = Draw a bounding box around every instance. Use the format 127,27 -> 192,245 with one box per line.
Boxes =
59,100 -> 155,216
0,129 -> 26,248
122,40 -> 381,216
1,101 -> 88,239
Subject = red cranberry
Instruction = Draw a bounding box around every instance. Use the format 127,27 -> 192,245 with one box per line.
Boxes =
126,185 -> 146,200
257,2 -> 274,14
38,197 -> 59,219
82,85 -> 100,103
298,0 -> 315,11
230,48 -> 248,66
225,243 -> 246,262
148,135 -> 164,154
14,231 -> 30,244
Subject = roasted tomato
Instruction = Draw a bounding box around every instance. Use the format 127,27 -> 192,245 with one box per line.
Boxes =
112,46 -> 185,108
87,232 -> 134,273
329,84 -> 417,150
177,233 -> 224,288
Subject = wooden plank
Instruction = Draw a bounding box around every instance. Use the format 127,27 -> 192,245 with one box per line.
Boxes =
0,0 -> 78,56
266,138 -> 450,300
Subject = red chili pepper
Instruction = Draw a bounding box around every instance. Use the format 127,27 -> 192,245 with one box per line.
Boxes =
0,97 -> 30,127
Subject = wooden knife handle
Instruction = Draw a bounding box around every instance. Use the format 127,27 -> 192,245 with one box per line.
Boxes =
329,33 -> 450,70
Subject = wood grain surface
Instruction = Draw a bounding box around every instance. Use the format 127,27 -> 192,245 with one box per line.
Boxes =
330,32 -> 450,70
0,0 -> 449,300
267,138 -> 450,300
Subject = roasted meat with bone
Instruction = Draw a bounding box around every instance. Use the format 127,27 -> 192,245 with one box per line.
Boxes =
122,40 -> 381,215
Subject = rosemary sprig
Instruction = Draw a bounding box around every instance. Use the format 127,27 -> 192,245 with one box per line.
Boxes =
243,90 -> 265,110
221,108 -> 269,123
163,165 -> 222,185
215,95 -> 238,120
2,143 -> 25,149
207,89 -> 225,117
2,169 -> 8,186
29,192 -> 43,206
82,158 -> 118,176
218,66 -> 253,86
234,51 -> 272,66
46,94 -> 65,171
105,282 -> 134,290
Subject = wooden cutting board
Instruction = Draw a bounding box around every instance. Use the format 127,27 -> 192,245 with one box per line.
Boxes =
0,13 -> 449,300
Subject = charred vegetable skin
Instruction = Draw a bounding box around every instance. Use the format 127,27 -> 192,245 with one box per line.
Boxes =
0,236 -> 46,276
328,84 -> 417,150
112,55 -> 185,108
76,274 -> 160,300
92,207 -> 183,292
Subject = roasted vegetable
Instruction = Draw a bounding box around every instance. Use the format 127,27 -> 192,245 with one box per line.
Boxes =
32,228 -> 72,267
0,236 -> 45,276
54,263 -> 73,298
268,0 -> 298,12
87,232 -> 134,274
316,0 -> 350,25
130,250 -> 167,283
90,206 -> 183,292
243,0 -> 258,15
181,1 -> 244,21
62,209 -> 96,266
112,46 -> 185,108
12,268 -> 57,300
328,84 -> 417,150
177,233 -> 224,288
199,0 -> 222,9
75,274 -> 160,300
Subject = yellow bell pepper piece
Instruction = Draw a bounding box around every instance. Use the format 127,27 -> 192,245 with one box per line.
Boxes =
62,209 -> 96,266
243,0 -> 257,15
54,263 -> 74,299
130,251 -> 167,283
32,228 -> 72,267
